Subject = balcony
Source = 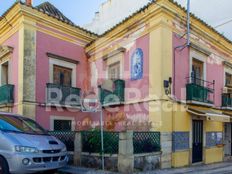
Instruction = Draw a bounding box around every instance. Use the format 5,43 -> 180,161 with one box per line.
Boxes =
0,84 -> 14,105
46,83 -> 81,106
222,94 -> 232,108
99,79 -> 125,106
186,77 -> 215,105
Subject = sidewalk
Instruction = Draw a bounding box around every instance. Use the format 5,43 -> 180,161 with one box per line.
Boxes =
59,162 -> 232,174
59,166 -> 117,174
139,162 -> 232,174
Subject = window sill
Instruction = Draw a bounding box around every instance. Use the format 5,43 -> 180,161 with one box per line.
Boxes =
221,106 -> 232,110
0,103 -> 14,108
186,100 -> 214,107
102,101 -> 124,107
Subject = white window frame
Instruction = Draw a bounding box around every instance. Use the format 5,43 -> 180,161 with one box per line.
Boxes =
0,59 -> 10,86
50,115 -> 75,131
189,49 -> 207,82
49,58 -> 76,87
107,61 -> 121,80
105,52 -> 123,80
224,68 -> 232,86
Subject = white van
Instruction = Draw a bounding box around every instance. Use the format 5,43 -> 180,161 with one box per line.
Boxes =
0,112 -> 68,174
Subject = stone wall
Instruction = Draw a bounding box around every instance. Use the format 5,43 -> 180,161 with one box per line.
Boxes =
160,132 -> 172,168
79,153 -> 161,172
134,153 -> 161,171
81,154 -> 118,171
72,131 -> 163,172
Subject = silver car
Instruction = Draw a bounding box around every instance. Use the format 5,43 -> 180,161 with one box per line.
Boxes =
0,112 -> 68,174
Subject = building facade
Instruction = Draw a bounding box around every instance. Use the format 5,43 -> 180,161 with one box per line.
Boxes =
0,1 -> 99,131
1,0 -> 232,169
86,0 -> 232,168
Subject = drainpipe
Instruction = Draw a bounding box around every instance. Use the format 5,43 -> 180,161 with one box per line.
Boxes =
187,0 -> 191,47
172,0 -> 191,162
173,0 -> 191,96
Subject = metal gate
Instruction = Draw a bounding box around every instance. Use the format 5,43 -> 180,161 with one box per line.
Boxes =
192,120 -> 203,163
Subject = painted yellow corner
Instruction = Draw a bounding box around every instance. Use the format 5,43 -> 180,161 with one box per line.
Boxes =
17,23 -> 24,115
149,24 -> 172,98
205,147 -> 223,164
149,101 -> 162,131
172,151 -> 189,167
173,104 -> 190,131
205,121 -> 223,132
149,101 -> 173,132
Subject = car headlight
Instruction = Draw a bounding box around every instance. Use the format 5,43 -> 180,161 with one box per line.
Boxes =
61,146 -> 67,152
15,146 -> 39,153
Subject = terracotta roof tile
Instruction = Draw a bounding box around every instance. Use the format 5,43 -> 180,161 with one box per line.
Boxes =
0,1 -> 98,37
36,1 -> 74,25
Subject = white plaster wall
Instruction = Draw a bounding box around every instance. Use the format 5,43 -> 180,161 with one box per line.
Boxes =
84,0 -> 150,34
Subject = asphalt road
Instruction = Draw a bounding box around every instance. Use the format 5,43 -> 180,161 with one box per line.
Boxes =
35,172 -> 71,174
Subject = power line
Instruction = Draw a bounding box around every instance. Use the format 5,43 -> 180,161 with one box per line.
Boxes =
214,18 -> 232,28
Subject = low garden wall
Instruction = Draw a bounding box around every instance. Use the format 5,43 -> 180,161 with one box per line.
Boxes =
134,152 -> 161,171
49,130 -> 161,173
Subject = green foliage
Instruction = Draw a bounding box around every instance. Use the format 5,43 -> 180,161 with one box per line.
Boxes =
82,130 -> 119,155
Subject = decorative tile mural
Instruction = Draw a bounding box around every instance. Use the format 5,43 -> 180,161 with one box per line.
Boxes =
206,132 -> 223,147
131,48 -> 143,80
172,132 -> 190,152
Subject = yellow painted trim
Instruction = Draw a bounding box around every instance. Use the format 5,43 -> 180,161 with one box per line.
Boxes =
172,151 -> 190,167
86,0 -> 232,60
36,25 -> 86,47
204,147 -> 223,164
88,18 -> 171,61
86,6 -> 163,53
17,22 -> 24,115
0,3 -> 97,47
20,4 -> 97,43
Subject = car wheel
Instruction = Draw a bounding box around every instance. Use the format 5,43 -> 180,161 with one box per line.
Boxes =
0,156 -> 9,174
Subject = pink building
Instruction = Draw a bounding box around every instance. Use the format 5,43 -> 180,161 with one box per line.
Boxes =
0,1 -> 151,132
1,0 -> 232,168
0,1 -> 98,131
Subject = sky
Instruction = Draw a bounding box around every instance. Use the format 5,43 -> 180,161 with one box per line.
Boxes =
175,0 -> 232,41
0,0 -> 232,41
0,0 -> 106,25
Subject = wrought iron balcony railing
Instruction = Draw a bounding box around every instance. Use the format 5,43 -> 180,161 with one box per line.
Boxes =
222,94 -> 232,108
186,76 -> 215,104
46,83 -> 81,106
99,79 -> 125,106
0,84 -> 14,105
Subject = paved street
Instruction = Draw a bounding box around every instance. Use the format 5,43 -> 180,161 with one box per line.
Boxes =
58,166 -> 116,174
138,162 -> 232,174
52,162 -> 232,174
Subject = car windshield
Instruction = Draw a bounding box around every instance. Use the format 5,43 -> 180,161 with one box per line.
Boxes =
0,115 -> 48,135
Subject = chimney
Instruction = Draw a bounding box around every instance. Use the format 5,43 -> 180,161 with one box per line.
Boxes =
26,0 -> 32,6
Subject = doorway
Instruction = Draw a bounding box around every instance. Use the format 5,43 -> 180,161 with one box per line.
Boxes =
224,123 -> 232,157
192,120 -> 203,163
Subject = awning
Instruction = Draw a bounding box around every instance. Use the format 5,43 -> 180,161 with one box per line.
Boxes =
187,107 -> 230,122
223,111 -> 232,122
